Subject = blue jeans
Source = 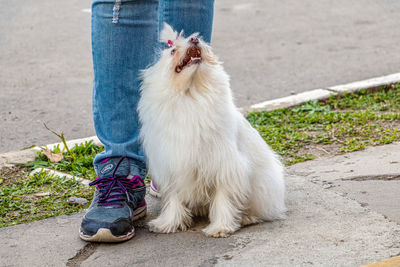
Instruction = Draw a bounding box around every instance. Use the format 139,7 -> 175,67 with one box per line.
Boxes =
91,0 -> 214,177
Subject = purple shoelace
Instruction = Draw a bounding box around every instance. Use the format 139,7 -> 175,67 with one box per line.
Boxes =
89,156 -> 144,207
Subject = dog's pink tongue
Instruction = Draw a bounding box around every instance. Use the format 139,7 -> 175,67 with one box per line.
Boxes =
175,66 -> 182,73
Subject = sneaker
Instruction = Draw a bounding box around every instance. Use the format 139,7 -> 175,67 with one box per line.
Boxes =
80,156 -> 146,242
149,180 -> 161,198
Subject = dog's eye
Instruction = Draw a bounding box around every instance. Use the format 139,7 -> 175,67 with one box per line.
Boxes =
171,48 -> 176,55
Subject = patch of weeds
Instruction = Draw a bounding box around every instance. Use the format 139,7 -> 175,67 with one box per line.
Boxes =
247,84 -> 400,165
22,140 -> 104,180
1,141 -> 102,227
0,168 -> 94,227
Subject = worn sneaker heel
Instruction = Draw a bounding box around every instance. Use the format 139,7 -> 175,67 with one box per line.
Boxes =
149,180 -> 161,198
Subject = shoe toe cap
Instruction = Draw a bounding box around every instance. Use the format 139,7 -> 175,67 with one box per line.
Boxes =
81,217 -> 133,237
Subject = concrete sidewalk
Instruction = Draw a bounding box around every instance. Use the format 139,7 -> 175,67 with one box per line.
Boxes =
1,143 -> 400,266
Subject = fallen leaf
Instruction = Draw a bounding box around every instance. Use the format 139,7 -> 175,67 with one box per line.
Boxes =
41,149 -> 63,163
34,192 -> 51,197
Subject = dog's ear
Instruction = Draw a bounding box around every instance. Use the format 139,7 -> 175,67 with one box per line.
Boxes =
160,23 -> 178,45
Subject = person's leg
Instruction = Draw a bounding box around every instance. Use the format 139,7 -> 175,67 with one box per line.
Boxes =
81,0 -> 159,242
149,0 -> 214,198
159,0 -> 214,44
92,0 -> 159,177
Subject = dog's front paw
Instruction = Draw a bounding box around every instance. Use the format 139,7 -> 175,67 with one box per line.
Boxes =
202,224 -> 236,238
148,218 -> 189,234
241,214 -> 262,226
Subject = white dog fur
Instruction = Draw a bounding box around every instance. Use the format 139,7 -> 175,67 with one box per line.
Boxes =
138,23 -> 286,237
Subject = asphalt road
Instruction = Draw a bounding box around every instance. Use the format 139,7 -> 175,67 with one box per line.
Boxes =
1,0 -> 400,153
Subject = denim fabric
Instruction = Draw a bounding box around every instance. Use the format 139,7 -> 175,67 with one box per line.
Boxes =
91,0 -> 215,176
95,157 -> 130,178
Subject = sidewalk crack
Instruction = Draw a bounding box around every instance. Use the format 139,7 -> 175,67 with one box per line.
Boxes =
66,243 -> 99,267
341,174 -> 400,181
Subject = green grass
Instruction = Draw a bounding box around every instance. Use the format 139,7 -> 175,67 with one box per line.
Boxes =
1,84 -> 399,227
0,169 -> 93,227
247,84 -> 400,165
23,140 -> 104,180
0,141 -> 101,227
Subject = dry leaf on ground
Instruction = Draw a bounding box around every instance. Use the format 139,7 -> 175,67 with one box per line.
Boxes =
41,149 -> 63,163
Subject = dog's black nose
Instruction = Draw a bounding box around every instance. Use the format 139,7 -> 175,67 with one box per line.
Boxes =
189,37 -> 199,45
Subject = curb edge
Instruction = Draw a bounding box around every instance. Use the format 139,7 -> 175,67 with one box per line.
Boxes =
247,72 -> 400,112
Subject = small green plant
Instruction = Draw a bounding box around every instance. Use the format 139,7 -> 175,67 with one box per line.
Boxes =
43,123 -> 73,157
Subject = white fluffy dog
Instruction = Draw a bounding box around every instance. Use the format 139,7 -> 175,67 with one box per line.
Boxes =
138,24 -> 286,237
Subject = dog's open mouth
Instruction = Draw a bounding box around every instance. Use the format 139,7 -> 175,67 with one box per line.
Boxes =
175,46 -> 201,73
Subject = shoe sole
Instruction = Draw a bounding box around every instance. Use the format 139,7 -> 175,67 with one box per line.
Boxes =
149,187 -> 161,198
149,181 -> 161,198
79,205 -> 147,243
